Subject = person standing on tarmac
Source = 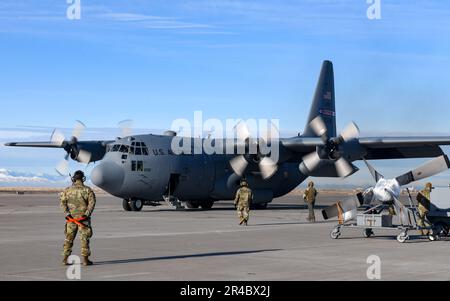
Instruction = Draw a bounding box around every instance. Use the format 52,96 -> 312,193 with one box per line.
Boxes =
416,182 -> 433,236
60,170 -> 96,266
234,179 -> 253,226
303,181 -> 318,222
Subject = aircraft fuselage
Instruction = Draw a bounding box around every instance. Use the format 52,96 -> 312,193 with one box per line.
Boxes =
91,134 -> 306,205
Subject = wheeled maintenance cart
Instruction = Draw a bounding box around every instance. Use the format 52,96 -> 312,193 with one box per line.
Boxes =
329,189 -> 446,243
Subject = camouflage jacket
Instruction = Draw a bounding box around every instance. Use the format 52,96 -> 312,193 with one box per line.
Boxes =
303,187 -> 317,203
234,187 -> 253,207
417,189 -> 431,212
60,180 -> 96,218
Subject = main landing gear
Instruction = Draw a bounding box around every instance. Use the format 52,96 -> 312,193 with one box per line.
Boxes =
123,199 -> 144,212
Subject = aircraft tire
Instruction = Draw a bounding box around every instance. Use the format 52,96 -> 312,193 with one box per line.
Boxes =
185,201 -> 200,209
252,203 -> 268,210
130,199 -> 144,212
122,199 -> 132,211
200,200 -> 214,210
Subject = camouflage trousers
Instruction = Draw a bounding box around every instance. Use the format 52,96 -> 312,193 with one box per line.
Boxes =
237,205 -> 249,224
418,209 -> 430,236
307,201 -> 315,222
63,219 -> 93,257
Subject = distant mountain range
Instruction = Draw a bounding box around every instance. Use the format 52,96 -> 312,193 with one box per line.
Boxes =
0,169 -> 70,187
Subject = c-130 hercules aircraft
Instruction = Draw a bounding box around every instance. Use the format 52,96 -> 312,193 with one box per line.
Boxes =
6,61 -> 450,212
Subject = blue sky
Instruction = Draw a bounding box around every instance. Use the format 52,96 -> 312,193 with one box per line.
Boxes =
1,0 -> 450,187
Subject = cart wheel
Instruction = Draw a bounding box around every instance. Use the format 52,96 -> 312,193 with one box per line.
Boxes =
444,225 -> 450,237
330,227 -> 341,239
434,222 -> 449,237
397,232 -> 408,243
428,234 -> 438,241
363,228 -> 374,238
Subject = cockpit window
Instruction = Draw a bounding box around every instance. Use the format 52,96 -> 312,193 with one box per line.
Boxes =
119,145 -> 129,153
130,141 -> 149,156
109,142 -> 149,155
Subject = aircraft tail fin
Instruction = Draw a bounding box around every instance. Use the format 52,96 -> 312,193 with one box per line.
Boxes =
303,60 -> 337,138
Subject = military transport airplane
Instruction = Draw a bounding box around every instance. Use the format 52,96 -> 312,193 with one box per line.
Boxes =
6,60 -> 450,212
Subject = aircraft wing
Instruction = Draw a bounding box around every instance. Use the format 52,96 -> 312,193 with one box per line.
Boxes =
5,140 -> 113,163
280,137 -> 324,153
359,136 -> 450,160
281,136 -> 450,160
5,142 -> 64,148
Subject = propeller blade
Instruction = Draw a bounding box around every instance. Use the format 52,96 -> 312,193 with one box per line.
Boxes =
363,159 -> 384,182
299,151 -> 321,175
230,155 -> 248,177
339,122 -> 360,142
56,159 -> 69,176
50,129 -> 66,146
260,120 -> 280,142
395,155 -> 450,186
259,157 -> 278,179
118,119 -> 134,137
234,121 -> 251,141
72,120 -> 86,140
309,116 -> 328,143
322,197 -> 360,221
334,157 -> 354,178
78,150 -> 92,164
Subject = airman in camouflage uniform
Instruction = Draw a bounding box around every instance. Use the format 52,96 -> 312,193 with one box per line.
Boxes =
60,170 -> 96,266
234,180 -> 253,226
417,182 -> 432,235
303,181 -> 318,222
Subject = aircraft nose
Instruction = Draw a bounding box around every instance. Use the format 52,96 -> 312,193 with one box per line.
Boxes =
91,161 -> 124,195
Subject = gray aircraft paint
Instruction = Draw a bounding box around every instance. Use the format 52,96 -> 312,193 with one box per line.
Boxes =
6,60 -> 450,209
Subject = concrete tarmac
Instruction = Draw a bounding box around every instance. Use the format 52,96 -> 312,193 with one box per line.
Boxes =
0,193 -> 449,281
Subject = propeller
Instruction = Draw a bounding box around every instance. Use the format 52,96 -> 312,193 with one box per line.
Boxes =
363,155 -> 450,202
395,155 -> 450,186
203,126 -> 216,139
299,116 -> 359,177
118,119 -> 134,138
228,120 -> 280,180
51,121 -> 90,176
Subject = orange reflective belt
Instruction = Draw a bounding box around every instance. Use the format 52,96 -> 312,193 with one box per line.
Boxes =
66,216 -> 87,228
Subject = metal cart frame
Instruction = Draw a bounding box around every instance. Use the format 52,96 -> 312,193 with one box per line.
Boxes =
329,190 -> 439,243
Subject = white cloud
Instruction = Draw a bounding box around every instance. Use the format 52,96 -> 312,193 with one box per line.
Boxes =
98,12 -> 214,30
99,13 -> 170,22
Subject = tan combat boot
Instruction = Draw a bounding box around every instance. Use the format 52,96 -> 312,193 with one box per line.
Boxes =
62,255 -> 70,266
82,256 -> 93,266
